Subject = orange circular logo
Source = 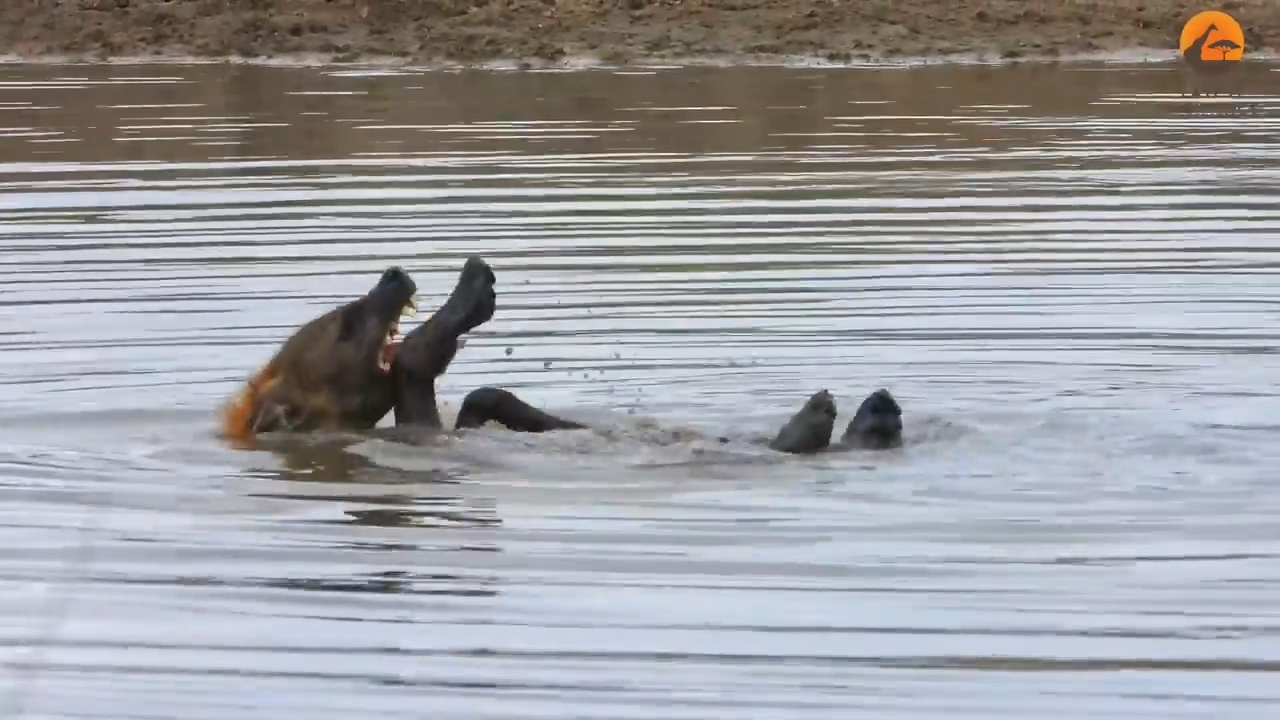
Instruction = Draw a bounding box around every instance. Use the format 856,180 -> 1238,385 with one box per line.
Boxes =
1180,10 -> 1245,67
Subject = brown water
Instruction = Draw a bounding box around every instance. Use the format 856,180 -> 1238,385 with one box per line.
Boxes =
2,60 -> 1280,718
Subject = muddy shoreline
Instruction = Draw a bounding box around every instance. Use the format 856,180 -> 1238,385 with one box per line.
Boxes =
1,0 -> 1275,68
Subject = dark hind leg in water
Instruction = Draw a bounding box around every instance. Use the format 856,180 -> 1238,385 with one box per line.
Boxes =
456,387 -> 737,443
455,386 -> 586,433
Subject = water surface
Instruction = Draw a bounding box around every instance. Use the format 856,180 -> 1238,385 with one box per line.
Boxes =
3,60 -> 1280,719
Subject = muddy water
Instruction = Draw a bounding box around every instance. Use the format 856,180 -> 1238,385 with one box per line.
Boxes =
3,60 -> 1280,718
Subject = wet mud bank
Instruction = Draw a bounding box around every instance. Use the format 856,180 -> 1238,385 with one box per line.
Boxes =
1,0 -> 1276,66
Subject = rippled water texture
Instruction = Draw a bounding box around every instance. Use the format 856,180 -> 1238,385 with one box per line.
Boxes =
3,60 -> 1280,718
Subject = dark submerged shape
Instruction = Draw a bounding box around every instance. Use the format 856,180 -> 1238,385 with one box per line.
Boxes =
841,388 -> 903,450
768,389 -> 837,454
220,266 -> 417,443
766,387 -> 904,455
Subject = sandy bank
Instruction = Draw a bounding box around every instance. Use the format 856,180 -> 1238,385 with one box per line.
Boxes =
0,0 -> 1275,68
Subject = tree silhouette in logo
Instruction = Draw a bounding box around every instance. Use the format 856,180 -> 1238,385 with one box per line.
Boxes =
1208,38 -> 1241,60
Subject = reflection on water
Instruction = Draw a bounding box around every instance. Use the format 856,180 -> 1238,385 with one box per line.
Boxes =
2,60 -> 1280,719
